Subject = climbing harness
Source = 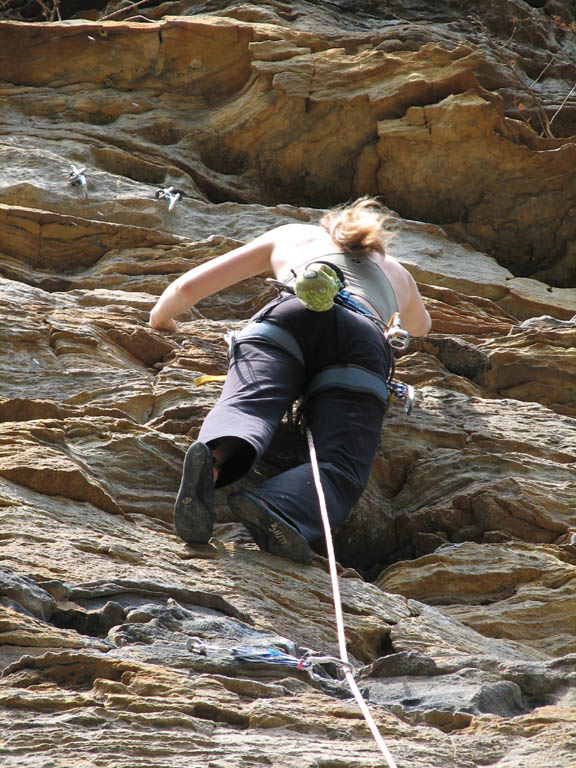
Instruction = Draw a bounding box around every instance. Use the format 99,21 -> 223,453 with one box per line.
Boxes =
306,365 -> 390,406
225,318 -> 409,411
196,277 -> 415,417
305,424 -> 399,768
198,295 -> 415,411
226,321 -> 305,368
265,272 -> 416,413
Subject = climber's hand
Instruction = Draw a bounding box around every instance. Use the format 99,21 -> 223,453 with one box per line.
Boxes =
150,311 -> 178,332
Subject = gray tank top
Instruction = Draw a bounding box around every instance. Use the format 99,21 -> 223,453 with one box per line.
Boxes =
280,252 -> 398,322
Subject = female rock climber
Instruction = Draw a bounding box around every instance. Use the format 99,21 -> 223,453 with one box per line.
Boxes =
149,198 -> 431,564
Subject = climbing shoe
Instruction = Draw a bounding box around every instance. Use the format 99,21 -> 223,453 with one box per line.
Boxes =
174,441 -> 215,544
228,491 -> 313,564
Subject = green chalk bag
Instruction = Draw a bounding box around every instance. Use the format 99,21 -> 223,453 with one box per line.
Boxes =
294,263 -> 342,312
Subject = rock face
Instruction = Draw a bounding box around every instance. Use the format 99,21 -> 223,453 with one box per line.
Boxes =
0,1 -> 575,767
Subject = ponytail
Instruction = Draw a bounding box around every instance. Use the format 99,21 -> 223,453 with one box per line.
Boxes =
320,197 -> 392,256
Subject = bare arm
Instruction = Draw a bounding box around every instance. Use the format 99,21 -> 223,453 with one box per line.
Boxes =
403,275 -> 432,337
382,258 -> 432,337
149,230 -> 276,330
393,264 -> 432,336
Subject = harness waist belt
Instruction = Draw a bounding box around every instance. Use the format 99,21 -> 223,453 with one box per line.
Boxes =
227,320 -> 305,367
306,365 -> 389,404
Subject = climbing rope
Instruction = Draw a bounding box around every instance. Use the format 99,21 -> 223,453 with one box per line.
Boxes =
305,425 -> 399,768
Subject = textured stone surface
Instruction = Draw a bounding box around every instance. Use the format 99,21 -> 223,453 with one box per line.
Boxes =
0,1 -> 575,767
377,541 -> 576,655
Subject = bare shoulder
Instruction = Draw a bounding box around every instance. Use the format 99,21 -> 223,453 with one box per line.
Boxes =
381,256 -> 431,335
267,222 -> 324,243
269,223 -> 332,274
380,253 -> 414,290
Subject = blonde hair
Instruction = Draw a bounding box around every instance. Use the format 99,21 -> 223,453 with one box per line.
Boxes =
320,197 -> 391,256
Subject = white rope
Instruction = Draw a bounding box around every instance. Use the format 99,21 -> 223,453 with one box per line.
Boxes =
305,426 -> 399,768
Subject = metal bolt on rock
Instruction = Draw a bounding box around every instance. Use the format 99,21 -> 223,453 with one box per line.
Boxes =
155,186 -> 184,212
68,164 -> 88,199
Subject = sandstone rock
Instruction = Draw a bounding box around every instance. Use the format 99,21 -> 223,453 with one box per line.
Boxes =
478,315 -> 576,416
336,387 -> 576,572
0,2 -> 575,767
377,541 -> 576,657
0,568 -> 55,621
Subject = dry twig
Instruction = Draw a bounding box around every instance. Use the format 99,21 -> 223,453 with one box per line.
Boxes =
507,57 -> 555,138
549,82 -> 576,127
97,0 -> 152,21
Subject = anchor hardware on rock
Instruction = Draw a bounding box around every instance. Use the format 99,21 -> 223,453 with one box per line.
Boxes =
186,637 -> 355,685
155,186 -> 184,211
68,164 -> 88,199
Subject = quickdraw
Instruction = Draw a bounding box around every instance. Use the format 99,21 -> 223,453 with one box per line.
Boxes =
186,637 -> 351,684
68,164 -> 88,199
155,186 -> 184,211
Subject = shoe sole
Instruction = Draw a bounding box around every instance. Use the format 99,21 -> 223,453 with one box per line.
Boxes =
228,491 -> 313,564
174,442 -> 215,544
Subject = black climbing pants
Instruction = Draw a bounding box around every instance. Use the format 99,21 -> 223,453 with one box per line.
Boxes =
198,295 -> 392,542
